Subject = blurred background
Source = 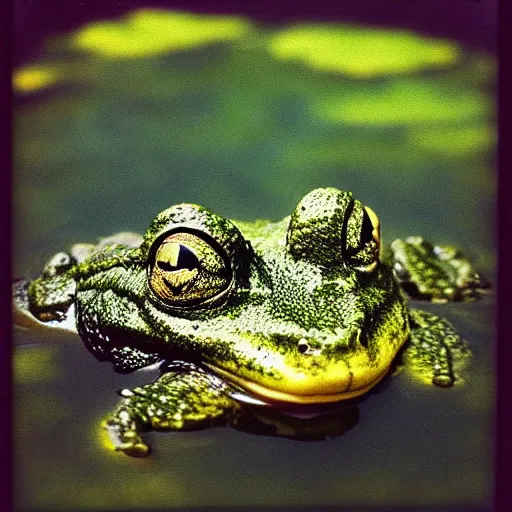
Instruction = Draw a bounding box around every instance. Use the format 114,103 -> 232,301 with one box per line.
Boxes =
13,1 -> 497,510
13,0 -> 496,277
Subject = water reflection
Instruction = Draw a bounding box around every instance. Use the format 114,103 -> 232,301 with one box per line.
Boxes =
231,403 -> 360,441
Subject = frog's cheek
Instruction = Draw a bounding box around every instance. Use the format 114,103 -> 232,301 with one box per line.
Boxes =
204,331 -> 408,405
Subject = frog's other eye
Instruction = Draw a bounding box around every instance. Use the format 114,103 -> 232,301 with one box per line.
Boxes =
148,231 -> 231,308
343,204 -> 381,272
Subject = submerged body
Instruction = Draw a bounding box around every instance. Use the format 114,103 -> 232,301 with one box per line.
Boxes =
14,188 -> 488,456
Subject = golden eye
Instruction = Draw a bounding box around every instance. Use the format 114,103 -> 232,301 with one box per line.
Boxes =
362,206 -> 380,247
344,204 -> 381,272
148,232 -> 231,307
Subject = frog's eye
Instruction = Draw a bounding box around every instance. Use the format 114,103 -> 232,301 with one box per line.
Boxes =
148,231 -> 231,308
343,204 -> 381,272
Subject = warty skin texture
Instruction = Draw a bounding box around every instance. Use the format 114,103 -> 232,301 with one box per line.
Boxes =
16,187 -> 487,455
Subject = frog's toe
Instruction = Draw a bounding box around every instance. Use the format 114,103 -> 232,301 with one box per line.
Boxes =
432,373 -> 454,388
102,417 -> 151,457
117,440 -> 150,458
404,340 -> 456,387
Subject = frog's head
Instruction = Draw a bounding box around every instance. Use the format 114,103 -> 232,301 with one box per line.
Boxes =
138,188 -> 409,404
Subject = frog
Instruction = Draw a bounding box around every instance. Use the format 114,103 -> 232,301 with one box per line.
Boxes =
13,187 -> 489,457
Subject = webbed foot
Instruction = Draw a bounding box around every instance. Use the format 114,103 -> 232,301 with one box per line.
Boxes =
102,364 -> 237,457
388,237 -> 490,303
103,407 -> 150,457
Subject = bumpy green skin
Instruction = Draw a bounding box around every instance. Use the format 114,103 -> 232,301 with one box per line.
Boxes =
16,188 -> 488,456
387,236 -> 490,303
105,362 -> 236,457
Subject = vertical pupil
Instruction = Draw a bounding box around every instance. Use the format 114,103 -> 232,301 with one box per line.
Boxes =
360,210 -> 374,244
157,244 -> 200,271
177,245 -> 200,270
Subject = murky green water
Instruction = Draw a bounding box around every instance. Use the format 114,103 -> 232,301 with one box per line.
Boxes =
13,10 -> 495,511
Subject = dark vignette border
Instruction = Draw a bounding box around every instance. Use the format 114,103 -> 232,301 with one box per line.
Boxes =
2,0 -> 12,510
6,1 -> 502,511
496,0 -> 512,511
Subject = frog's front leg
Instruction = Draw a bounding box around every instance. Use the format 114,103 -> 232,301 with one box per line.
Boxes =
103,362 -> 240,457
405,309 -> 471,388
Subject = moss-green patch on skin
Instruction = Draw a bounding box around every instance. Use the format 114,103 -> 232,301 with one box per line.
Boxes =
15,187 -> 489,456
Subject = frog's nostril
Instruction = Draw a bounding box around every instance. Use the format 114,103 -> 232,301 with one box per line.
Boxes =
297,339 -> 310,354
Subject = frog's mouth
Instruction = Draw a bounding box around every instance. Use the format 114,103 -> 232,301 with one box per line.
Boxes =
203,362 -> 391,405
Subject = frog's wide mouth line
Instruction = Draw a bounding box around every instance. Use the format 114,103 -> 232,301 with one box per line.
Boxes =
204,363 -> 390,404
